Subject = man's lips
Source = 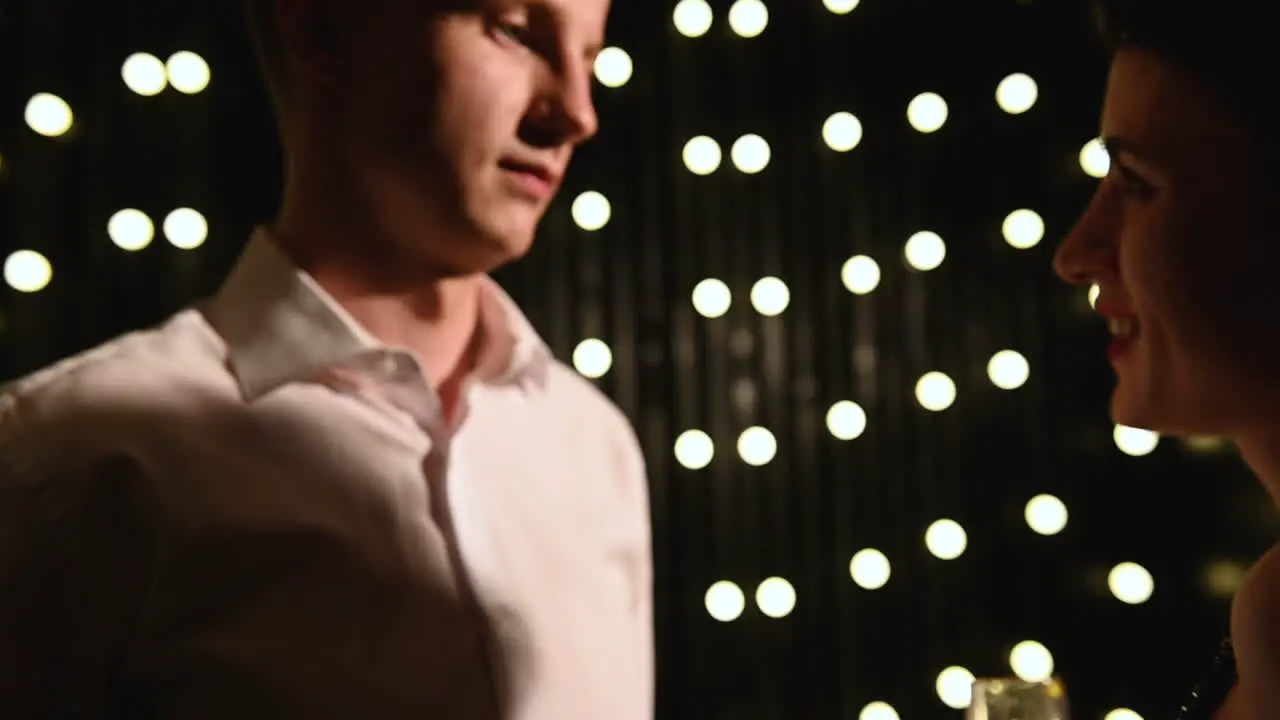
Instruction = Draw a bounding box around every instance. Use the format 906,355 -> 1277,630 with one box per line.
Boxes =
499,160 -> 560,200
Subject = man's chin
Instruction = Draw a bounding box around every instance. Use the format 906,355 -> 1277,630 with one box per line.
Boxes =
454,225 -> 535,273
499,230 -> 537,260
483,225 -> 536,259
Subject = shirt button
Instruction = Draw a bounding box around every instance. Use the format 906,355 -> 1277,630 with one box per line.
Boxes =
382,352 -> 424,383
371,354 -> 394,377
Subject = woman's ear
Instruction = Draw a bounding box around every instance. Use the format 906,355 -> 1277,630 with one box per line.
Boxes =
277,0 -> 346,82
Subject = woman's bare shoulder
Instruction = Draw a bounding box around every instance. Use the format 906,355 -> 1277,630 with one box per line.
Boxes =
1225,545 -> 1280,717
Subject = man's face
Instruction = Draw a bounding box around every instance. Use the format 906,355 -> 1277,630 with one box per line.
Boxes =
292,0 -> 608,275
1053,47 -> 1280,436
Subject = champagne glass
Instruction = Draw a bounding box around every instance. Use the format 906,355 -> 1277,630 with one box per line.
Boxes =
966,676 -> 1069,720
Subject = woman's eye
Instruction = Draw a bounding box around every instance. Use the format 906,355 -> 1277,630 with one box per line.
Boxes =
1115,166 -> 1156,199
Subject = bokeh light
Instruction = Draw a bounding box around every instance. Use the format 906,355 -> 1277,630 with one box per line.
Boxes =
705,581 -> 745,621
122,53 -> 167,96
1109,562 -> 1155,604
107,209 -> 155,251
731,134 -> 771,173
166,51 -> 210,94
163,208 -> 208,249
594,47 -> 634,88
25,93 -> 74,137
692,279 -> 732,318
987,350 -> 1030,390
727,0 -> 769,38
572,339 -> 612,378
1025,494 -> 1068,536
674,430 -> 715,470
841,255 -> 881,295
673,0 -> 714,37
1080,138 -> 1110,178
904,231 -> 946,271
571,191 -> 612,231
1115,425 -> 1160,456
3,250 -> 53,293
824,0 -> 861,13
683,136 -> 722,175
738,426 -> 777,466
755,577 -> 795,618
915,372 -> 957,412
907,92 -> 948,133
826,401 -> 867,440
859,702 -> 900,720
849,549 -> 890,590
936,666 -> 975,709
823,112 -> 863,151
1003,209 -> 1045,249
750,276 -> 789,316
995,72 -> 1038,114
925,519 -> 967,560
1009,640 -> 1055,682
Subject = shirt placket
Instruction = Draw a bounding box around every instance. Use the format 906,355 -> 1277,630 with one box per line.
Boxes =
368,357 -> 507,713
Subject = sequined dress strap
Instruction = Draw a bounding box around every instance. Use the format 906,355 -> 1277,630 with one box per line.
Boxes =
1174,637 -> 1236,720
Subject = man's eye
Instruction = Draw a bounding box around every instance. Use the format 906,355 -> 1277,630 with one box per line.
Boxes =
494,20 -> 530,43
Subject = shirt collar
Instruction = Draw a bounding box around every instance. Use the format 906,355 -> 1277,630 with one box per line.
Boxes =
204,228 -> 551,401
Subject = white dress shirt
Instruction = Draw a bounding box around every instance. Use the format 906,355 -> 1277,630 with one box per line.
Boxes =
0,230 -> 654,719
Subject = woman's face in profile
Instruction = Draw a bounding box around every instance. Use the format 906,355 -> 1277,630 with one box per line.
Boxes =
1054,46 -> 1280,437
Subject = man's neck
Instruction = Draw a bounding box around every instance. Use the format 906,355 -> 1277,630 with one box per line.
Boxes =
1234,429 -> 1280,509
318,270 -> 485,392
271,170 -> 486,391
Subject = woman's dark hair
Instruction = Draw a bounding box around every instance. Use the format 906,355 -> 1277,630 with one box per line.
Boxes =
1092,0 -> 1271,139
243,0 -> 288,123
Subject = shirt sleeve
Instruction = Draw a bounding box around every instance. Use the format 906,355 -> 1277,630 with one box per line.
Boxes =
615,417 -> 655,718
0,394 -> 159,716
632,452 -> 655,720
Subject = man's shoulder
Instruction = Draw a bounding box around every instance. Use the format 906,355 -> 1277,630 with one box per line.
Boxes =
535,360 -> 648,507
539,359 -> 638,445
1,308 -> 229,453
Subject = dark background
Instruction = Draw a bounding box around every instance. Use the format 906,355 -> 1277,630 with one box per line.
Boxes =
1,0 -> 1273,718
